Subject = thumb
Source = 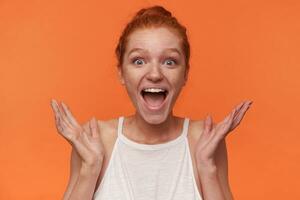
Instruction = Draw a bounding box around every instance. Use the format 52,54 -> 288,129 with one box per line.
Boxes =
201,114 -> 213,139
204,115 -> 213,133
90,117 -> 100,138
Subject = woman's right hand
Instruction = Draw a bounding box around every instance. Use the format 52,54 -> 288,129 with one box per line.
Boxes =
50,99 -> 105,171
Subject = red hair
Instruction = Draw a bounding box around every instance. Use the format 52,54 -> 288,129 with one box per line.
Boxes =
115,5 -> 190,73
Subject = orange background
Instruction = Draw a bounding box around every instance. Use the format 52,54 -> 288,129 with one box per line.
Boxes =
1,0 -> 299,199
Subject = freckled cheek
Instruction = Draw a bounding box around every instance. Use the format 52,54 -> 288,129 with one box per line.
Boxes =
165,73 -> 186,88
123,75 -> 140,95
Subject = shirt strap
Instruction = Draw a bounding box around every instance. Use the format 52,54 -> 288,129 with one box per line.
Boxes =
117,116 -> 124,137
182,118 -> 190,137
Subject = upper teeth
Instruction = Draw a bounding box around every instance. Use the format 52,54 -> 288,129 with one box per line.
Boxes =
143,88 -> 165,93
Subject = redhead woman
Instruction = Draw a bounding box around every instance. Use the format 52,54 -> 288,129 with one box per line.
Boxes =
50,5 -> 252,200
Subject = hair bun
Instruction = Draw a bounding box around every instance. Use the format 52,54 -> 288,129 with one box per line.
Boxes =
115,5 -> 190,70
135,5 -> 172,18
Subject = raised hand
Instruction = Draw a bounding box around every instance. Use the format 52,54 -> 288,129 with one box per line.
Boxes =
50,99 -> 105,169
195,100 -> 253,168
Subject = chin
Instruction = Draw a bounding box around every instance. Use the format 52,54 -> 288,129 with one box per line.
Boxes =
142,113 -> 169,125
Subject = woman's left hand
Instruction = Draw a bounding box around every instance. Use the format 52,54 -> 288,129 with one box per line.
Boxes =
195,100 -> 253,169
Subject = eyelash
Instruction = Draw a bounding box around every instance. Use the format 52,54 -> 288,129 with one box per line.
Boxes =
165,58 -> 177,65
131,57 -> 178,65
132,57 -> 145,65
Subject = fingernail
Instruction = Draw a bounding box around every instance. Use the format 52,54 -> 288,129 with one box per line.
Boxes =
52,99 -> 57,106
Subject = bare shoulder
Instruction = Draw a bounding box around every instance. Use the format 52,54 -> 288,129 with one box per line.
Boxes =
82,117 -> 119,151
186,118 -> 206,150
82,117 -> 120,193
81,118 -> 119,165
188,118 -> 205,142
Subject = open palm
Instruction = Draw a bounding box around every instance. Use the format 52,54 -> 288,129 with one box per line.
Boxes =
50,99 -> 105,167
195,100 -> 253,166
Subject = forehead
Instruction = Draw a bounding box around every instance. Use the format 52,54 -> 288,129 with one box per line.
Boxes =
125,27 -> 182,56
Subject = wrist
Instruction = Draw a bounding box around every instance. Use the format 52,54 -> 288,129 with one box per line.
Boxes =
80,165 -> 101,178
196,159 -> 218,175
80,159 -> 103,177
197,165 -> 217,175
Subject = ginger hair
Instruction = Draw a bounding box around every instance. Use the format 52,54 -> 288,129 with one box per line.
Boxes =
115,5 -> 190,73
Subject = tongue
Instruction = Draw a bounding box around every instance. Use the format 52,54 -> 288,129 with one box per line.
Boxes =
143,93 -> 165,107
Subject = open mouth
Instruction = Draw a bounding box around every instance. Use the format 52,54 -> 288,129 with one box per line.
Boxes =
140,88 -> 169,109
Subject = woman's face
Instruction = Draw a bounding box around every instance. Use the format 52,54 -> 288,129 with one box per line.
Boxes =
119,27 -> 188,124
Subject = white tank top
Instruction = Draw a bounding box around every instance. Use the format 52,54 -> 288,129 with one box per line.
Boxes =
93,116 -> 202,200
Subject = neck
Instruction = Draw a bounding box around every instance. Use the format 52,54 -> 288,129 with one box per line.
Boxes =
125,111 -> 183,144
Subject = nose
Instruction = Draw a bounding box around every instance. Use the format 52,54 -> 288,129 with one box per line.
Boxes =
146,63 -> 163,82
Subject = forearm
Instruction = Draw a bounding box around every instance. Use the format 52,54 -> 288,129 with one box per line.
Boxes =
66,164 -> 101,200
197,165 -> 226,200
216,169 -> 234,200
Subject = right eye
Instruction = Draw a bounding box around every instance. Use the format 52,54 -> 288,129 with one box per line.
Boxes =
132,58 -> 145,65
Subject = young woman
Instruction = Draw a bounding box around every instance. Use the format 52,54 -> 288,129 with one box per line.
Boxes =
50,5 -> 252,200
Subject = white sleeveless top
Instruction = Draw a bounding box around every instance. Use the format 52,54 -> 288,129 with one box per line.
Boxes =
93,116 -> 202,200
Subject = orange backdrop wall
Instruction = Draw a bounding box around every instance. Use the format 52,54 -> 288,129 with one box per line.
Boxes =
1,0 -> 299,199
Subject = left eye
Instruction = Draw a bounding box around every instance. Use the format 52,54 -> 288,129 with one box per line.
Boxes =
164,59 -> 176,65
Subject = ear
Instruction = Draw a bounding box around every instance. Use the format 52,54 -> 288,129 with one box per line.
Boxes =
117,66 -> 125,85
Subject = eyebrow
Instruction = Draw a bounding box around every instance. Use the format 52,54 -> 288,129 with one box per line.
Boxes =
127,48 -> 182,56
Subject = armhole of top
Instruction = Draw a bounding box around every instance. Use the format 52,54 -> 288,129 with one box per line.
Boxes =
93,118 -> 121,198
185,121 -> 203,200
182,117 -> 190,137
117,116 -> 124,137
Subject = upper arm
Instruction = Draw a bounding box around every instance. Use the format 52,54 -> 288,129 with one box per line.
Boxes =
215,138 -> 234,200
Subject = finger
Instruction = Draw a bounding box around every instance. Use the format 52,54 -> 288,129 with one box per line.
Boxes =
52,99 -> 64,116
200,114 -> 215,144
90,117 -> 100,138
71,131 -> 91,160
61,102 -> 81,128
235,101 -> 246,112
215,109 -> 235,138
221,109 -> 235,125
54,100 -> 74,130
231,101 -> 252,128
52,103 -> 77,140
210,111 -> 235,146
236,100 -> 252,118
224,109 -> 235,134
231,101 -> 252,131
82,122 -> 92,137
51,99 -> 66,122
231,100 -> 246,119
81,129 -> 92,145
214,100 -> 248,136
57,115 -> 73,140
51,100 -> 79,145
83,121 -> 92,138
80,129 -> 98,153
227,100 -> 247,123
203,115 -> 213,135
234,100 -> 252,117
217,104 -> 237,132
219,100 -> 243,126
50,99 -> 60,121
56,116 -> 64,133
53,104 -> 65,133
